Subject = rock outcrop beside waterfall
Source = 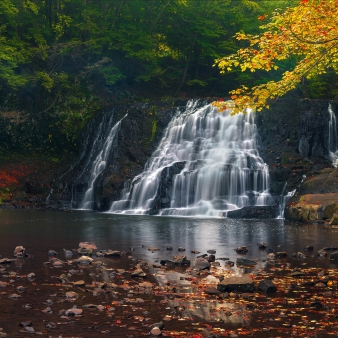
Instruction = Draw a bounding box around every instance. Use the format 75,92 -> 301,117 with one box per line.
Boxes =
256,99 -> 338,222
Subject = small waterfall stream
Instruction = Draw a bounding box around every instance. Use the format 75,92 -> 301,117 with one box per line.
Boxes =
110,100 -> 272,217
329,103 -> 338,167
78,114 -> 126,210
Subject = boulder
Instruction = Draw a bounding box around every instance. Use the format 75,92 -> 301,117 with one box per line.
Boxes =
217,275 -> 255,293
193,258 -> 210,270
329,251 -> 338,260
236,258 -> 257,266
258,279 -> 277,293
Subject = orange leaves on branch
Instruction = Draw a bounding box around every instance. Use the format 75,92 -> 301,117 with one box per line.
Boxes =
214,0 -> 338,113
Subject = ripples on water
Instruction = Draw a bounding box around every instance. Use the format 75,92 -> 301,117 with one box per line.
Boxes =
0,209 -> 337,269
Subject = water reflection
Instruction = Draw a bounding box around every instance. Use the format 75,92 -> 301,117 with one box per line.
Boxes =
0,210 -> 338,267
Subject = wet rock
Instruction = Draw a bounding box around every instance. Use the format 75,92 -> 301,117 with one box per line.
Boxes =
19,321 -> 32,327
236,258 -> 257,266
77,247 -> 92,256
290,271 -> 306,277
45,322 -> 56,329
225,261 -> 235,267
65,291 -> 79,300
83,304 -> 98,308
79,242 -> 97,250
191,250 -> 200,254
0,258 -> 12,264
73,280 -> 85,286
217,275 -> 255,293
48,250 -> 58,256
0,332 -> 7,337
207,255 -> 215,262
304,245 -> 314,250
63,249 -> 73,257
323,246 -> 338,251
310,300 -> 323,309
75,256 -> 93,264
178,247 -> 185,252
318,249 -> 327,257
105,250 -> 121,257
16,286 -> 26,292
27,272 -> 35,279
211,261 -> 220,267
171,255 -> 190,265
9,293 -> 21,299
193,258 -> 210,270
166,246 -> 173,251
41,307 -> 52,314
148,247 -> 159,252
150,327 -> 162,336
275,251 -> 287,257
14,246 -> 25,257
329,251 -> 338,260
257,243 -> 268,249
65,307 -> 83,316
205,287 -> 221,295
258,280 -> 277,293
201,329 -> 217,338
235,246 -> 248,253
197,254 -> 208,258
291,252 -> 307,259
131,268 -> 146,278
52,259 -> 64,268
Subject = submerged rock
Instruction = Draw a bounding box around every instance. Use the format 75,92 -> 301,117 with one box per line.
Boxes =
236,258 -> 257,266
14,246 -> 25,257
193,258 -> 210,270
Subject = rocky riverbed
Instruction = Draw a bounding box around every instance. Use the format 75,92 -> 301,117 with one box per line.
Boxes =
1,241 -> 338,337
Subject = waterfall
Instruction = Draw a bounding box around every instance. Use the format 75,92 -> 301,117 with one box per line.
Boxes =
110,100 -> 272,217
329,103 -> 338,167
78,114 -> 126,210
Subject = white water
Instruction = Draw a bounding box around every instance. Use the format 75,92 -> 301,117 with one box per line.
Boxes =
79,115 -> 126,210
110,101 -> 271,217
328,103 -> 338,167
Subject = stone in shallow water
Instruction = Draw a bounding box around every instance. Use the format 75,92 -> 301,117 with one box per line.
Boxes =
79,242 -> 97,250
73,280 -> 85,286
236,258 -> 257,266
217,275 -> 255,293
105,250 -> 121,257
258,279 -> 277,293
14,246 -> 25,257
65,291 -> 79,299
0,258 -> 11,264
65,308 -> 83,316
193,258 -> 210,270
329,251 -> 338,260
131,268 -> 146,277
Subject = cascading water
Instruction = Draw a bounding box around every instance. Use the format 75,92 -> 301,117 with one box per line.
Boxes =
78,114 -> 126,210
328,103 -> 338,167
110,100 -> 272,217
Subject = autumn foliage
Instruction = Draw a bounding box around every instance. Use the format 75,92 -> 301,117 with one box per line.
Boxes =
213,0 -> 338,114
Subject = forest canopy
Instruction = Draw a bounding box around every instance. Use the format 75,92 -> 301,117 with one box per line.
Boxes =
213,0 -> 338,114
0,0 -> 335,154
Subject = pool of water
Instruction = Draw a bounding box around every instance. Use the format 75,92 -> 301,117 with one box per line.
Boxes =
0,209 -> 337,267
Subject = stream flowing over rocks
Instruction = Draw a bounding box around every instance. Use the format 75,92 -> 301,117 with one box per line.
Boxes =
3,98 -> 338,223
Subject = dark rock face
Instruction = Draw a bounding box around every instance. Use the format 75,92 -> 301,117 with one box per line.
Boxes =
226,205 -> 280,219
256,99 -> 337,197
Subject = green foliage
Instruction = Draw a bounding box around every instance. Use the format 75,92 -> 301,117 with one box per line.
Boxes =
0,0 -> 333,155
